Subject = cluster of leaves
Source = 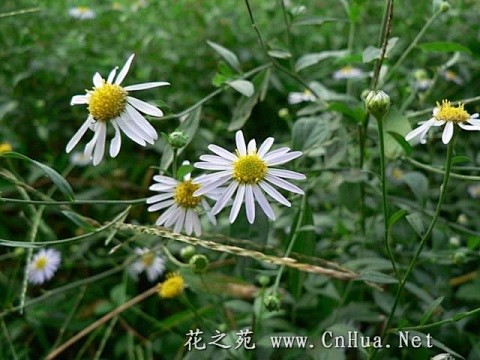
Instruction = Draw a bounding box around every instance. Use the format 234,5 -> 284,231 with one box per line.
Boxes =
1,0 -> 480,359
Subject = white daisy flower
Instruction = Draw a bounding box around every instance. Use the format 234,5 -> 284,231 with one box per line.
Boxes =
332,65 -> 365,80
194,130 -> 306,224
28,248 -> 61,285
66,54 -> 169,166
287,89 -> 316,104
130,248 -> 166,282
146,174 -> 216,236
405,100 -> 480,145
442,70 -> 463,86
68,6 -> 96,20
69,151 -> 91,166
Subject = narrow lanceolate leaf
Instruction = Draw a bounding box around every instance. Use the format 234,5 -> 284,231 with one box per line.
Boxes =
207,40 -> 241,72
1,152 -> 74,200
295,50 -> 349,72
418,41 -> 472,54
227,79 -> 254,97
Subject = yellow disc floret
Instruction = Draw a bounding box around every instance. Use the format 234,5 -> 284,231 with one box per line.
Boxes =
434,100 -> 470,123
233,154 -> 267,184
157,273 -> 185,299
174,180 -> 202,208
88,83 -> 128,122
0,143 -> 12,154
34,256 -> 48,270
142,252 -> 155,267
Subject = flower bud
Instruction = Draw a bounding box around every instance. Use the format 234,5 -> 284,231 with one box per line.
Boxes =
439,1 -> 450,13
180,245 -> 196,261
264,293 -> 281,312
365,90 -> 391,120
168,131 -> 189,149
257,275 -> 270,287
189,254 -> 209,274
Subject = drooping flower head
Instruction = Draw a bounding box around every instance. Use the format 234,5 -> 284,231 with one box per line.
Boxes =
157,272 -> 185,299
28,248 -> 61,285
67,54 -> 169,165
287,89 -> 316,104
405,100 -> 480,144
333,65 -> 365,80
146,172 -> 216,236
68,6 -> 96,20
129,248 -> 166,282
194,130 -> 306,224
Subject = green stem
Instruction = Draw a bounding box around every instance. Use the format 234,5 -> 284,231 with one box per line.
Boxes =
280,0 -> 294,69
380,7 -> 442,87
376,116 -> 399,278
404,157 -> 480,181
370,130 -> 457,360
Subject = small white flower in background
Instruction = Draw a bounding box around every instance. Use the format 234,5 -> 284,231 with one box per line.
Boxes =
130,248 -> 166,282
69,151 -> 91,166
332,65 -> 365,80
467,184 -> 480,199
194,130 -> 306,224
28,248 -> 61,285
405,100 -> 480,145
287,89 -> 316,104
431,353 -> 455,360
146,172 -> 217,236
413,69 -> 433,91
67,54 -> 169,165
68,6 -> 96,20
442,70 -> 463,85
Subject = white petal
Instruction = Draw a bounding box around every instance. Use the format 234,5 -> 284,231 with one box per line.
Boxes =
229,184 -> 246,223
253,185 -> 275,220
149,183 -> 176,191
258,181 -> 291,207
442,122 -> 454,144
245,184 -> 255,224
194,162 -> 232,171
155,204 -> 178,226
115,54 -> 135,85
126,104 -> 158,140
201,199 -> 217,226
70,95 -> 88,105
257,137 -> 274,157
212,181 -> 238,215
127,96 -> 163,117
146,193 -> 174,204
199,154 -> 232,165
405,119 -> 436,142
193,175 -> 231,196
84,123 -> 100,161
208,144 -> 238,161
459,122 -> 480,131
235,130 -> 247,156
268,169 -> 306,180
173,209 -> 186,233
93,122 -> 106,165
185,209 -> 194,235
265,151 -> 303,166
93,72 -> 103,88
266,174 -> 304,194
107,66 -> 118,84
148,199 -> 175,212
193,171 -> 232,186
116,114 -> 147,146
109,121 -> 122,157
192,211 -> 202,236
247,139 -> 257,154
66,117 -> 93,153
165,206 -> 183,227
124,82 -> 170,91
152,175 -> 179,186
262,147 -> 291,161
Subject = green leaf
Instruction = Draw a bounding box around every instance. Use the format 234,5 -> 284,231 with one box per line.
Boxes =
227,79 -> 254,97
329,102 -> 365,123
61,210 -> 96,232
452,155 -> 471,164
357,270 -> 398,284
406,212 -> 425,237
402,172 -> 429,202
418,41 -> 472,54
228,70 -> 269,131
207,40 -> 241,72
383,107 -> 412,159
467,237 -> 480,250
362,37 -> 399,63
267,49 -> 292,59
295,50 -> 349,72
1,152 -> 74,200
176,163 -> 194,180
292,16 -> 342,27
160,106 -> 201,171
388,209 -> 407,228
387,131 -> 412,157
292,115 -> 331,156
420,296 -> 444,325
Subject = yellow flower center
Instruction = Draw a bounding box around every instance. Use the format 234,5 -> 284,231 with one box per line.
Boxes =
142,252 -> 155,267
233,154 -> 268,184
35,256 -> 48,270
174,180 -> 202,208
157,273 -> 185,299
77,6 -> 91,13
0,143 -> 12,154
88,83 -> 127,122
434,100 -> 470,123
